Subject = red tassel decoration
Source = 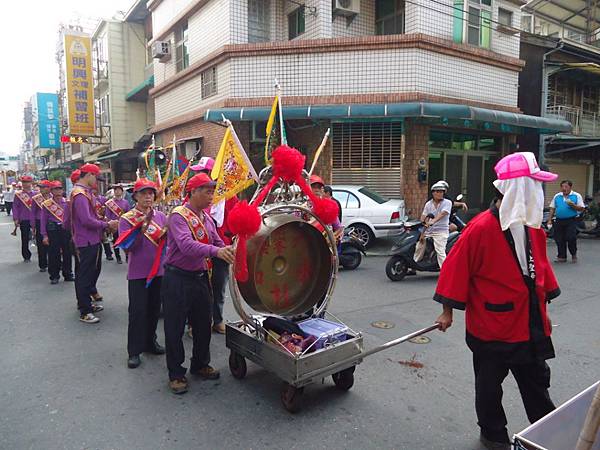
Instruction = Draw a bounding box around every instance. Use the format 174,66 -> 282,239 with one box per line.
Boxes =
228,200 -> 262,282
272,145 -> 305,182
312,197 -> 339,225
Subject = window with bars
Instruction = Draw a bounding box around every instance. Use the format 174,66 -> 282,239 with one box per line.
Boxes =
375,0 -> 405,36
332,122 -> 402,169
248,0 -> 270,43
201,67 -> 217,99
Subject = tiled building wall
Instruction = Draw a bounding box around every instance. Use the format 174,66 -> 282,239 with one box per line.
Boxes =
152,0 -> 197,34
230,48 -> 517,107
157,120 -> 228,158
153,31 -> 176,85
331,0 -> 375,38
407,0 -> 520,58
401,120 -> 430,216
154,60 -> 232,124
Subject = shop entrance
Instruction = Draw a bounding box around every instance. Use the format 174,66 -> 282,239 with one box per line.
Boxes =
428,131 -> 502,214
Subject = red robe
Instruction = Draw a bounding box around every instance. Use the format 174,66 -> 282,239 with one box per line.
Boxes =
434,207 -> 560,354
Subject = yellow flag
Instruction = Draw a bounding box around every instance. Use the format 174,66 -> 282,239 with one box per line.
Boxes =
212,125 -> 258,204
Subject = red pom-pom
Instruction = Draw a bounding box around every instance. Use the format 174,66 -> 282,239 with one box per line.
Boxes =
272,145 -> 305,182
312,197 -> 339,225
227,200 -> 262,282
228,200 -> 261,237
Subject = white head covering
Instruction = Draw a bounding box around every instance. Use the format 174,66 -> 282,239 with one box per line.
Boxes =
493,177 -> 544,231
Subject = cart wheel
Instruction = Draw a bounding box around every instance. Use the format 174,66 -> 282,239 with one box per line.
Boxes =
280,383 -> 304,413
228,351 -> 247,379
332,366 -> 355,391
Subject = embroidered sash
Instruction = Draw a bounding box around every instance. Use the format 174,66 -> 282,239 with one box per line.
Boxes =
121,208 -> 165,246
42,198 -> 65,223
172,206 -> 212,270
32,193 -> 46,209
105,198 -> 124,218
15,191 -> 33,210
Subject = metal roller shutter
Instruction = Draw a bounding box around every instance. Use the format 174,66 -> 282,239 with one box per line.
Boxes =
331,121 -> 403,199
544,162 -> 589,206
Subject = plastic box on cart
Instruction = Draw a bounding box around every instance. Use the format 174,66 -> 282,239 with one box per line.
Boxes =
298,318 -> 349,350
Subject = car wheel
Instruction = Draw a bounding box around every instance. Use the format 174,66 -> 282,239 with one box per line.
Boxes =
348,224 -> 374,248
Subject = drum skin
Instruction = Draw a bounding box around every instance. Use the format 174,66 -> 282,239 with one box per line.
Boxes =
237,214 -> 333,316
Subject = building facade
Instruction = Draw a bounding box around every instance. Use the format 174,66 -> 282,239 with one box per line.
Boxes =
149,0 -> 568,215
90,1 -> 155,183
518,1 -> 600,201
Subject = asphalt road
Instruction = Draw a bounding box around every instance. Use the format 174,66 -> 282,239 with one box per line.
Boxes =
1,214 -> 599,450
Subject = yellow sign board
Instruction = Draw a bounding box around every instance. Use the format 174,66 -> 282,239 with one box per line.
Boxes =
64,33 -> 95,136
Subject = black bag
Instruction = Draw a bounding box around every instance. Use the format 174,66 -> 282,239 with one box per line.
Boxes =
263,316 -> 307,337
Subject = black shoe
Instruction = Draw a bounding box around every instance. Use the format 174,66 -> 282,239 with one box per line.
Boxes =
24,259 -> 31,263
479,433 -> 511,450
106,256 -> 114,261
39,267 -> 47,273
64,275 -> 75,282
116,258 -> 123,265
127,355 -> 141,369
50,279 -> 59,285
145,342 -> 165,355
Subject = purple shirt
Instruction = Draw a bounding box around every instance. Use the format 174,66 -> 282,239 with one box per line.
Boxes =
31,193 -> 50,225
41,197 -> 67,238
164,204 -> 225,272
119,208 -> 167,280
71,183 -> 108,248
105,198 -> 130,221
12,190 -> 35,223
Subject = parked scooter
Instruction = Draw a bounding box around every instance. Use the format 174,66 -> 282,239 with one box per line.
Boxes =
339,228 -> 366,270
385,199 -> 464,281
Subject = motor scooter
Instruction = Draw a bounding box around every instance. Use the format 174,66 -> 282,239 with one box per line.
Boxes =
385,204 -> 465,282
339,228 -> 366,270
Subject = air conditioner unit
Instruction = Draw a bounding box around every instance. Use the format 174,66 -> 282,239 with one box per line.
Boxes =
152,41 -> 171,60
333,0 -> 360,16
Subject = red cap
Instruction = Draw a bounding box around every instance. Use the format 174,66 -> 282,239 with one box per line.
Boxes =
70,169 -> 81,183
133,178 -> 157,193
185,173 -> 216,192
20,175 -> 33,182
79,163 -> 101,175
310,175 -> 325,187
50,180 -> 63,189
39,180 -> 52,188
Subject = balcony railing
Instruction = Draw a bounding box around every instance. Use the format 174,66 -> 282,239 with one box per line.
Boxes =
546,105 -> 600,137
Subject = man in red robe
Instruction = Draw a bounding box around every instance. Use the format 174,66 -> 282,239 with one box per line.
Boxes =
434,152 -> 561,450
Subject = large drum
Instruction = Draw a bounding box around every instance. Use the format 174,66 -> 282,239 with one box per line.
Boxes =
236,212 -> 334,316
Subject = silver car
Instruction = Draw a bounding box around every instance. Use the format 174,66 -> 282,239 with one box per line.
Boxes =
331,185 -> 406,247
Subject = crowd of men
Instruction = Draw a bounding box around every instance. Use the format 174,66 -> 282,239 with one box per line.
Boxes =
9,160 -> 238,395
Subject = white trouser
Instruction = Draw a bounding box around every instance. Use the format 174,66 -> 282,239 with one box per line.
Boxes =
414,232 -> 449,268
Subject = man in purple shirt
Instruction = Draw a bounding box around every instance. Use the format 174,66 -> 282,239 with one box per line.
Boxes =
41,181 -> 74,284
70,164 -> 118,324
106,184 -> 130,264
161,173 -> 235,394
12,175 -> 36,262
31,180 -> 52,272
119,179 -> 166,369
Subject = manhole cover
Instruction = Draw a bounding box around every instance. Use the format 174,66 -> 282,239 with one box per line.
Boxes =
409,336 -> 430,344
371,321 -> 395,329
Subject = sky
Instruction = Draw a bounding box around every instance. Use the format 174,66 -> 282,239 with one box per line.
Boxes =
1,0 -> 131,155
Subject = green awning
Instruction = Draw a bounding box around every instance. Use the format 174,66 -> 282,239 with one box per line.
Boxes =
205,102 -> 572,134
126,75 -> 154,102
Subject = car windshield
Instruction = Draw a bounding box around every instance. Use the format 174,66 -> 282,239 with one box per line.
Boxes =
358,187 -> 388,204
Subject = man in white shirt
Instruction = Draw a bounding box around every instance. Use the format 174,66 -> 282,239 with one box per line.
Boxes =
547,180 -> 585,263
414,181 -> 453,268
3,185 -> 15,216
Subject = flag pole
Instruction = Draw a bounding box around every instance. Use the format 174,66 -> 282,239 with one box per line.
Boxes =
274,79 -> 286,145
309,128 -> 331,176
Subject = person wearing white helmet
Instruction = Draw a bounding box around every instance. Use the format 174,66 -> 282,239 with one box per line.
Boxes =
414,181 -> 453,268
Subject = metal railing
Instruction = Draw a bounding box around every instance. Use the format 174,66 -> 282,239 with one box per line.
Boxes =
546,105 -> 600,137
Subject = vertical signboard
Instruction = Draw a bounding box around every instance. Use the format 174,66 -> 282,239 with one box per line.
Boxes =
36,93 -> 61,149
64,33 -> 95,136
